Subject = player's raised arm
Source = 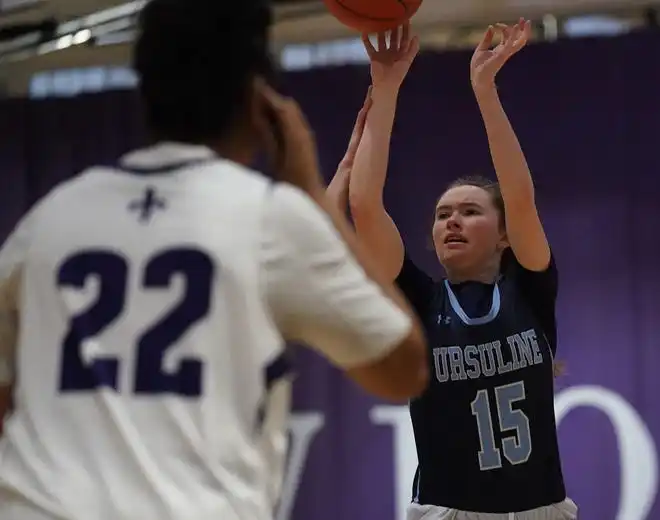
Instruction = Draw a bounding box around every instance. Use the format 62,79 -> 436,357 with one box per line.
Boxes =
326,88 -> 372,213
0,211 -> 35,432
470,20 -> 551,272
346,24 -> 419,281
0,272 -> 18,436
255,82 -> 428,402
0,268 -> 19,386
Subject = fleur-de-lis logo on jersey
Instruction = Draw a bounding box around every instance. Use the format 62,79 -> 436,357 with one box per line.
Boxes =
128,187 -> 166,223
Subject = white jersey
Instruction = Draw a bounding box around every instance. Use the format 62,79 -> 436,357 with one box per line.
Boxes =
0,143 -> 412,520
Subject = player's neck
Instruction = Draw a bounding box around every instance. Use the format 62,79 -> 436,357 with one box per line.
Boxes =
203,134 -> 255,167
211,142 -> 255,166
445,261 -> 500,285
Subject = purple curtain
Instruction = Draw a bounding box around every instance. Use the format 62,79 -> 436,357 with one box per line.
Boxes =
1,31 -> 659,520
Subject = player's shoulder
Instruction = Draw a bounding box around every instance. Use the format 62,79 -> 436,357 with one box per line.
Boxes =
199,160 -> 273,192
262,183 -> 338,241
0,168 -> 108,276
265,182 -> 318,214
19,168 -> 101,222
178,160 -> 278,216
257,183 -> 348,266
35,166 -> 118,203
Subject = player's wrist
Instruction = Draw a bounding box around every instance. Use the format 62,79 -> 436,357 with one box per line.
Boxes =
370,84 -> 400,104
472,82 -> 499,103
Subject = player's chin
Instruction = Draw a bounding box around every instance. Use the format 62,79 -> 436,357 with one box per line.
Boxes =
439,247 -> 477,270
439,243 -> 471,260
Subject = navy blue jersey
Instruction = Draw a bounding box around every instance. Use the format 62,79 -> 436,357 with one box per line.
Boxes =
398,250 -> 566,513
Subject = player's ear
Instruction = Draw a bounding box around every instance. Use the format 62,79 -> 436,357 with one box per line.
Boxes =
496,231 -> 509,252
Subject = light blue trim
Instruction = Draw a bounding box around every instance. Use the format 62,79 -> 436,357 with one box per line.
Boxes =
444,280 -> 501,326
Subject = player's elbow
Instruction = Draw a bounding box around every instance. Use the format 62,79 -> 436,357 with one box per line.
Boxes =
347,326 -> 429,402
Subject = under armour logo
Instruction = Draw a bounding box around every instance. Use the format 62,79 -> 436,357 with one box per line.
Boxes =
437,314 -> 451,325
128,187 -> 166,223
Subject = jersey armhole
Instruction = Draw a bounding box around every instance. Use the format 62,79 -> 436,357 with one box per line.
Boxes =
504,250 -> 558,354
395,252 -> 436,320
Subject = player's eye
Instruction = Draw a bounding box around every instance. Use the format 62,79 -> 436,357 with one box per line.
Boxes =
436,212 -> 451,220
463,208 -> 481,216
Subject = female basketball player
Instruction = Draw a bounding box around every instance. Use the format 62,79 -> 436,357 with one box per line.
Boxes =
328,19 -> 578,520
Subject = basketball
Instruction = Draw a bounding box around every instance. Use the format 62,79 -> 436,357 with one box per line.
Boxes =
323,0 -> 423,34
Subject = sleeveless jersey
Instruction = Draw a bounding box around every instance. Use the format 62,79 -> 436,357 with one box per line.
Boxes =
397,252 -> 566,513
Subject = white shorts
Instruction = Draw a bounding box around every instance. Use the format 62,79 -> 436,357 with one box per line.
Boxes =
407,498 -> 578,520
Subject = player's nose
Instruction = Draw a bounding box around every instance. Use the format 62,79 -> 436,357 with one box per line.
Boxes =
446,215 -> 462,230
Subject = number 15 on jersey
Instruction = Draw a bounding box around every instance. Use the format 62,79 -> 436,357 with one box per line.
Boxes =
471,381 -> 532,471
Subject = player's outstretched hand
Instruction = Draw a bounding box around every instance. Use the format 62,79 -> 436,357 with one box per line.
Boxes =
362,22 -> 419,95
254,78 -> 324,197
470,18 -> 531,93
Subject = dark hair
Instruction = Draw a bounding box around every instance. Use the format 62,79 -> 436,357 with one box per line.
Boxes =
133,0 -> 274,143
441,175 -> 505,226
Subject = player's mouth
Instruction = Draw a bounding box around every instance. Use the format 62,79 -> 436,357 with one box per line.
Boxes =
444,233 -> 467,245
444,233 -> 468,250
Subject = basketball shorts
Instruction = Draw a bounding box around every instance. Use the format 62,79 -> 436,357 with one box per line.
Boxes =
407,498 -> 578,520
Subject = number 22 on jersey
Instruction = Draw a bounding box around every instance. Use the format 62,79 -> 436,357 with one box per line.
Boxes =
57,248 -> 215,397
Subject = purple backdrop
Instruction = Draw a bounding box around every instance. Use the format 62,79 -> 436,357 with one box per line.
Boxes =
1,31 -> 659,520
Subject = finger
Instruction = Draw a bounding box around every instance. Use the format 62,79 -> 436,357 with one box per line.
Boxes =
364,85 -> 373,108
476,25 -> 494,51
345,99 -> 371,157
509,21 -> 530,53
354,103 -> 370,136
514,19 -> 528,40
355,88 -> 372,129
377,31 -> 387,52
522,19 -> 532,43
392,25 -> 402,53
506,24 -> 520,50
405,35 -> 420,60
253,78 -> 309,157
251,80 -> 284,169
362,33 -> 377,60
401,21 -> 410,51
495,23 -> 513,46
494,23 -> 509,35
255,78 -> 296,117
363,95 -> 373,113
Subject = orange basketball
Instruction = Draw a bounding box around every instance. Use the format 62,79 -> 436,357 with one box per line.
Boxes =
323,0 -> 422,34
